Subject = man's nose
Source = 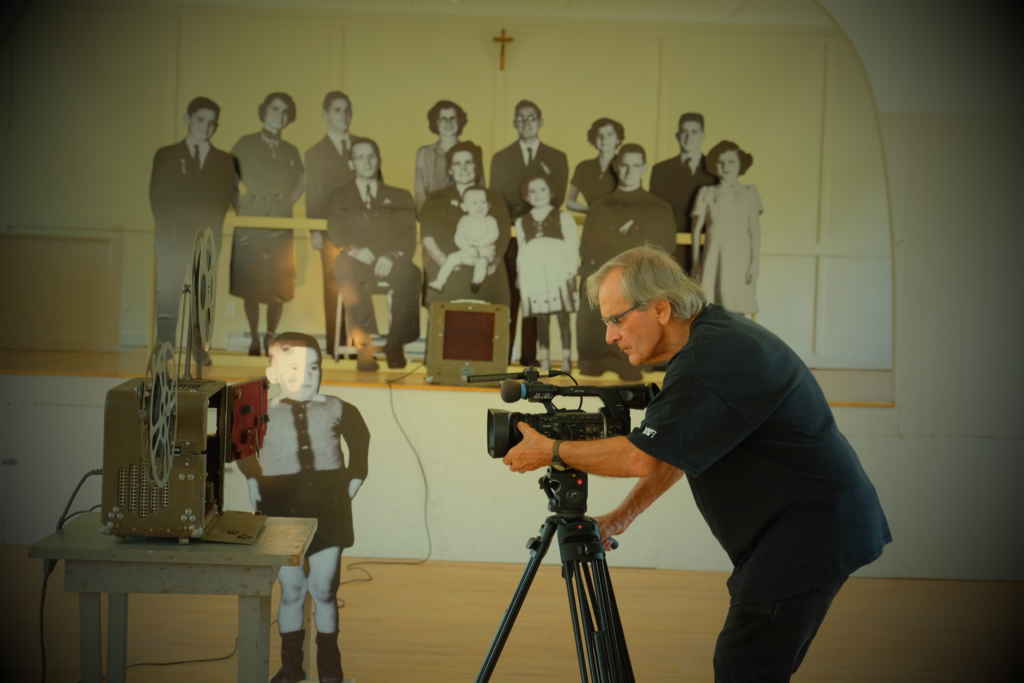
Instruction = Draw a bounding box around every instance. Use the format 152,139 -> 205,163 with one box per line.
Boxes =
605,325 -> 619,345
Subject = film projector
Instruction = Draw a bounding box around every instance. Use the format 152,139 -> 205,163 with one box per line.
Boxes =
101,229 -> 269,542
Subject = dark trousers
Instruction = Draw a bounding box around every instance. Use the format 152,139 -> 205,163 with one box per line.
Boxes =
504,238 -> 537,364
334,252 -> 421,350
714,576 -> 847,683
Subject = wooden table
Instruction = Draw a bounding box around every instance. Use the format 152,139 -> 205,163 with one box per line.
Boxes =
30,511 -> 316,683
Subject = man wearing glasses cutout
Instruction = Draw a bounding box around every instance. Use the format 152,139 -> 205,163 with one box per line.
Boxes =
504,245 -> 891,683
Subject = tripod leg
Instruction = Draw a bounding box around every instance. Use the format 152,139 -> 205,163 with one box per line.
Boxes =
476,517 -> 558,683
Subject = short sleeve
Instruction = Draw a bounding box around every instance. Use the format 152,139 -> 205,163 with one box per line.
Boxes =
627,375 -> 756,477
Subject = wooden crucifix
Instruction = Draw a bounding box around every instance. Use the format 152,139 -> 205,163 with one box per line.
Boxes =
493,28 -> 514,71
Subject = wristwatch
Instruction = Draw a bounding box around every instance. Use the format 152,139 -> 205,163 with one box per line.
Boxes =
551,440 -> 568,470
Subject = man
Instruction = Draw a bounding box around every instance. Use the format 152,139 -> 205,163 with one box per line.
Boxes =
305,91 -> 369,357
649,112 -> 717,273
326,139 -> 420,371
505,246 -> 891,683
577,143 -> 674,379
489,99 -> 568,366
149,96 -> 238,346
238,332 -> 369,683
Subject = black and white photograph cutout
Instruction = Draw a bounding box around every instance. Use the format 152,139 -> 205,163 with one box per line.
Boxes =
490,99 -> 569,366
229,92 -> 304,356
305,91 -> 369,357
692,140 -> 762,316
567,117 -> 625,213
236,332 -> 369,683
577,143 -> 675,380
149,96 -> 238,345
515,175 -> 580,373
326,139 -> 421,371
419,141 -> 512,307
414,100 -> 470,211
650,112 -> 717,274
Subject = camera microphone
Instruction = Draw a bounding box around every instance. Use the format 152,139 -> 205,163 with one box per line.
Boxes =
499,380 -> 524,403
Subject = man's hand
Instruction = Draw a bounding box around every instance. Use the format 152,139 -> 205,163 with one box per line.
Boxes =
503,423 -> 555,473
592,510 -> 633,551
374,255 -> 394,278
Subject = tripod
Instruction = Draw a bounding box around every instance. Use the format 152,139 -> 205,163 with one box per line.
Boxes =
477,467 -> 634,682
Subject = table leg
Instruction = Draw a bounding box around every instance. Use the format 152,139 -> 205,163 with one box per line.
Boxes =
238,594 -> 271,683
79,592 -> 102,683
107,593 -> 128,683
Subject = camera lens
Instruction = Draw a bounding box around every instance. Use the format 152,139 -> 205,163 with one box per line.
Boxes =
487,409 -> 512,459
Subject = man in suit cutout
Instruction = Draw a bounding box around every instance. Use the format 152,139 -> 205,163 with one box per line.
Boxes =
305,91 -> 369,358
649,112 -> 716,274
327,139 -> 420,371
489,99 -> 568,366
149,96 -> 238,347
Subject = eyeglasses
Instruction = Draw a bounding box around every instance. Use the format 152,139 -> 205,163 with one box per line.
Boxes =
601,302 -> 644,327
515,114 -> 539,124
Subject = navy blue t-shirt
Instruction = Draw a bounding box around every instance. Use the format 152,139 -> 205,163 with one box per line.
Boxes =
627,304 -> 891,602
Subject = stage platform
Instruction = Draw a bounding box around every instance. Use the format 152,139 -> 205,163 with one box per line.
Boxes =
0,348 -> 893,406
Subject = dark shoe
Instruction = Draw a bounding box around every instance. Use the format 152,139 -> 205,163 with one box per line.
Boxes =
469,281 -> 481,294
248,338 -> 261,356
316,631 -> 344,682
263,332 -> 275,356
271,630 -> 305,683
356,356 -> 379,372
385,346 -> 406,369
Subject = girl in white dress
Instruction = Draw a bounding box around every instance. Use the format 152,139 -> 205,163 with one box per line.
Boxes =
692,140 -> 762,315
515,175 -> 580,372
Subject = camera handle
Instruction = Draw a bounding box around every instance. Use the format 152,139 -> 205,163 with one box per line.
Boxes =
476,513 -> 635,682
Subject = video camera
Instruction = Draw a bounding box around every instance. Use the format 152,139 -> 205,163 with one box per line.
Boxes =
468,368 -> 658,462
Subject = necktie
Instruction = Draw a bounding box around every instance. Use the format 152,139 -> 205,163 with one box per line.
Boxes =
192,145 -> 201,170
282,399 -> 314,471
526,145 -> 534,166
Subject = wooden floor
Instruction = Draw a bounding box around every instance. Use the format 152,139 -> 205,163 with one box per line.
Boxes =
2,545 -> 1020,682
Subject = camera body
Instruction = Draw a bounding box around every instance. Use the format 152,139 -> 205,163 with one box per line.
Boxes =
474,369 -> 658,461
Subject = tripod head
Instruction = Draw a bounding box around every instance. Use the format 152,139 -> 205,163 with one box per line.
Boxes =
539,466 -> 588,517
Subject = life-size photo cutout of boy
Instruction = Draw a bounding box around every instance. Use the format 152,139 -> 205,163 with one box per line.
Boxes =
238,332 -> 369,683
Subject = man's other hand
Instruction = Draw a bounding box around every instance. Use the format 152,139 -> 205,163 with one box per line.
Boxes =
503,423 -> 554,473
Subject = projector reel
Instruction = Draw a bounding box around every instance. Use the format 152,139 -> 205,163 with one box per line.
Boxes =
143,342 -> 178,488
192,227 -> 217,353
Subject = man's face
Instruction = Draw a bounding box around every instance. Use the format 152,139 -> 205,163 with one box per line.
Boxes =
461,189 -> 489,216
449,150 -> 476,185
267,344 -> 320,401
599,269 -> 662,367
350,142 -> 380,180
616,151 -> 646,191
186,108 -> 218,143
677,120 -> 704,156
263,97 -> 291,134
514,106 -> 541,141
324,97 -> 351,134
436,107 -> 459,138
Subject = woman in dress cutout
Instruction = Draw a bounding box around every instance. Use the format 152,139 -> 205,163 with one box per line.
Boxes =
691,140 -> 762,315
565,117 -> 624,213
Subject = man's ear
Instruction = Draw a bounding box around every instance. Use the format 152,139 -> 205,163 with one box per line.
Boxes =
656,299 -> 673,324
